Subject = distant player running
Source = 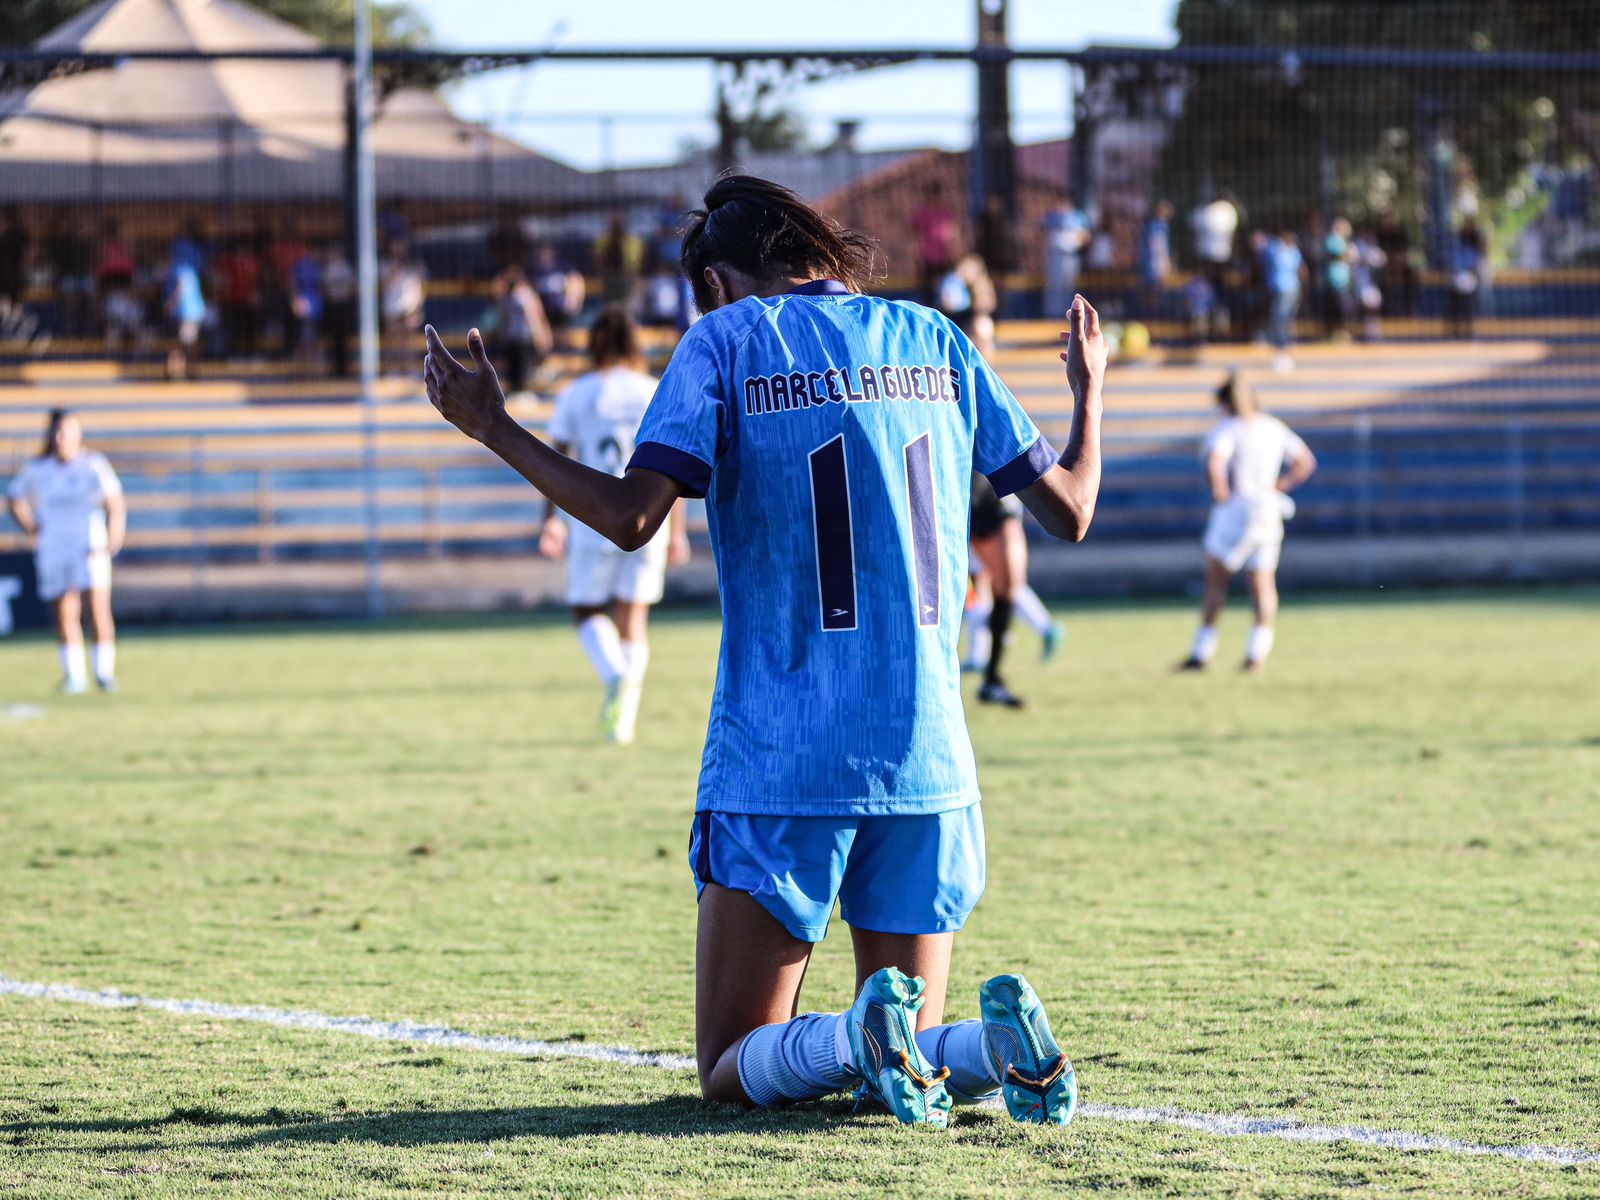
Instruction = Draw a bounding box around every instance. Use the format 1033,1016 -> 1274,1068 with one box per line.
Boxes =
1181,374 -> 1317,673
5,409 -> 125,693
964,473 -> 1063,707
539,306 -> 690,743
425,176 -> 1105,1127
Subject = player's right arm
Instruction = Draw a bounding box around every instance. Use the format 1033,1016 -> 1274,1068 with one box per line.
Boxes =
425,326 -> 678,552
6,470 -> 38,539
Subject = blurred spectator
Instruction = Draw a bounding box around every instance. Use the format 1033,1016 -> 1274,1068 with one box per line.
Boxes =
0,206 -> 30,324
1183,274 -> 1217,346
1352,229 -> 1386,343
380,241 -> 427,367
643,219 -> 688,328
162,239 -> 207,380
973,193 -> 1018,317
1190,193 -> 1238,339
288,245 -> 323,365
267,221 -> 310,359
1139,200 -> 1174,319
1041,194 -> 1091,319
1321,216 -> 1356,340
1241,228 -> 1270,342
532,244 -> 585,352
95,220 -> 141,360
321,243 -> 356,378
911,182 -> 961,308
1375,212 -> 1417,317
215,234 -> 262,360
47,215 -> 94,339
593,213 -> 644,312
489,265 -> 552,395
939,254 -> 998,359
1447,221 -> 1484,340
1263,227 -> 1304,373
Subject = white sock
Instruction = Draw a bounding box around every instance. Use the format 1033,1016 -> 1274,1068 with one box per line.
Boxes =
1013,585 -> 1053,636
576,615 -> 627,686
620,640 -> 650,683
1247,624 -> 1275,664
1190,624 -> 1219,664
736,1012 -> 851,1107
60,642 -> 87,688
93,642 -> 116,682
916,1019 -> 1001,1104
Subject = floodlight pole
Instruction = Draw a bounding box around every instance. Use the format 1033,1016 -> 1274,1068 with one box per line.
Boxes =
353,0 -> 384,619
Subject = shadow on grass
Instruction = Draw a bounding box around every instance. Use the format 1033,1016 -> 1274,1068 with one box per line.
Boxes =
11,1095 -> 994,1151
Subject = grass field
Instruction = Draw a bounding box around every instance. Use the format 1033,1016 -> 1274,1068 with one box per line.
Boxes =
2,592 -> 1598,1198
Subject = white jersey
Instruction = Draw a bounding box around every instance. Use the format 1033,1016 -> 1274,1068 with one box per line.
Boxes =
1203,414 -> 1307,522
7,451 -> 122,557
547,366 -> 665,553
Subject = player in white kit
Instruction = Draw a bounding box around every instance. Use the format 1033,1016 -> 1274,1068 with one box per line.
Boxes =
1181,375 -> 1316,673
538,306 -> 690,742
6,410 -> 126,693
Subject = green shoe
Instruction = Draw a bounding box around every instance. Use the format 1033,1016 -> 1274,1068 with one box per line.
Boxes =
979,974 -> 1077,1125
600,678 -> 623,741
845,967 -> 952,1128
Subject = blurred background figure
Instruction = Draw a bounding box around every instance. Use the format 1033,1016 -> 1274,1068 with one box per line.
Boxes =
1139,200 -> 1174,320
1320,216 -> 1356,341
287,242 -> 323,366
6,409 -> 125,694
380,241 -> 427,372
1263,227 -> 1305,373
532,244 -> 586,352
1352,228 -> 1387,343
1041,193 -> 1091,319
1181,375 -> 1317,675
95,220 -> 141,361
161,230 -> 207,380
1448,221 -> 1486,340
1190,193 -> 1239,340
593,212 -> 644,313
911,181 -> 961,307
320,242 -> 357,378
537,306 -> 689,744
215,233 -> 262,361
940,253 -> 998,358
0,206 -> 31,330
489,265 -> 553,395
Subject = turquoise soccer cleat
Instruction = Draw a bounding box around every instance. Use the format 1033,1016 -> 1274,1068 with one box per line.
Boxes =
845,967 -> 953,1128
979,974 -> 1077,1125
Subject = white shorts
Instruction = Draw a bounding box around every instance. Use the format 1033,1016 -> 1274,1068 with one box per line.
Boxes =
565,535 -> 669,607
1203,503 -> 1283,574
37,549 -> 111,601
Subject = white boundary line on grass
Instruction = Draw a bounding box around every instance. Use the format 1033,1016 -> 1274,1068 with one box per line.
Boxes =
4,973 -> 1597,1167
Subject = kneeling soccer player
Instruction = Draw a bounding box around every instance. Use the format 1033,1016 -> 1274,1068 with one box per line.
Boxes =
539,306 -> 691,743
424,175 -> 1106,1127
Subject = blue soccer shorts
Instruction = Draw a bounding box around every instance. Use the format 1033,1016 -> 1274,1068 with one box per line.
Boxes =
687,805 -> 986,943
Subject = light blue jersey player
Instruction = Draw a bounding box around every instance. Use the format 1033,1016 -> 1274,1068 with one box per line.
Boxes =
423,176 -> 1107,1128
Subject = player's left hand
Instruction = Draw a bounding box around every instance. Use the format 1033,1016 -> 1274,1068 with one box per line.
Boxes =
669,530 -> 692,567
1060,294 -> 1107,399
423,325 -> 506,443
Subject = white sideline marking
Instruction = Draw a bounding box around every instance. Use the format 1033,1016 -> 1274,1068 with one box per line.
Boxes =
3,973 -> 1597,1166
0,703 -> 46,723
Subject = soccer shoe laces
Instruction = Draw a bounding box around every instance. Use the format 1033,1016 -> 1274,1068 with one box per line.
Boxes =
1005,1054 -> 1068,1093
898,1048 -> 952,1090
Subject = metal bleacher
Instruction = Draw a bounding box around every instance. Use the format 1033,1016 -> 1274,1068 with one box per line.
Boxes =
3,321 -> 1599,589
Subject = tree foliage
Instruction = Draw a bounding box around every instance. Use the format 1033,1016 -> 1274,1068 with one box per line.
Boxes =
1161,1 -> 1600,235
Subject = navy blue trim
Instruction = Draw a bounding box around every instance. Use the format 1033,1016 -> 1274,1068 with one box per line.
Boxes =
985,435 -> 1059,498
628,441 -> 714,499
692,812 -> 714,885
786,279 -> 850,296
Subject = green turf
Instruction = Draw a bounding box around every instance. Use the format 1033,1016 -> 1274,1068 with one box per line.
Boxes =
2,593 -> 1598,1197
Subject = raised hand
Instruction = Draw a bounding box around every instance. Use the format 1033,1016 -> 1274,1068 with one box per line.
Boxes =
1059,294 -> 1107,401
423,324 -> 506,443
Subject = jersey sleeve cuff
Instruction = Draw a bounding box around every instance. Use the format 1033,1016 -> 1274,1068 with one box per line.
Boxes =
985,434 -> 1059,498
628,441 -> 714,499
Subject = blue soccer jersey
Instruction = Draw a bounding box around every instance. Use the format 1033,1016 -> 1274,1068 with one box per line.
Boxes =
629,280 -> 1056,816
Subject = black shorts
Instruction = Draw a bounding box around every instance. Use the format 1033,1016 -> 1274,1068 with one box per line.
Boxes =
970,474 -> 1021,541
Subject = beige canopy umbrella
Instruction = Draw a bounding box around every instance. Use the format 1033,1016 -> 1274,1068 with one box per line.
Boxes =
0,0 -> 590,204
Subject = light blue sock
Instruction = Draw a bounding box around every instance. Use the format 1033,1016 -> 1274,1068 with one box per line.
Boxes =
917,1019 -> 1000,1104
736,1013 -> 850,1108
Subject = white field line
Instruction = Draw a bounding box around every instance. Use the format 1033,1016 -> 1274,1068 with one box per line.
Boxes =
3,973 -> 1597,1167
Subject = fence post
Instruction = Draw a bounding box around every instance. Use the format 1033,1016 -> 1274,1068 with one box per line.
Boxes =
1353,415 -> 1374,587
1506,417 -> 1528,580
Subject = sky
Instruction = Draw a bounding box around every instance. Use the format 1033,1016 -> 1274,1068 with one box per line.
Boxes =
402,0 -> 1181,168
